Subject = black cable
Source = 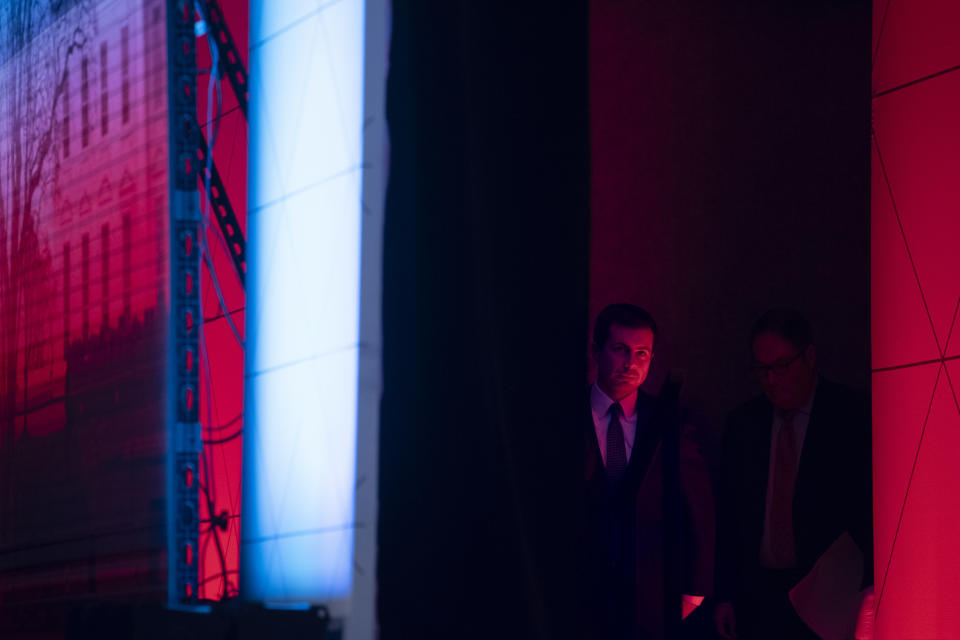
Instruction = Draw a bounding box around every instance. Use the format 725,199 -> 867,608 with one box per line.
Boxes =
195,3 -> 240,599
203,430 -> 242,446
202,412 -> 241,432
199,451 -> 231,600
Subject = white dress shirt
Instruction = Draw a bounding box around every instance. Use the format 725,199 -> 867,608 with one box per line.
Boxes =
591,383 -> 707,612
590,383 -> 638,465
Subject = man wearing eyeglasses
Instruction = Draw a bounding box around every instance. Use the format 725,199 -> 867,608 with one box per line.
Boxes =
713,309 -> 873,640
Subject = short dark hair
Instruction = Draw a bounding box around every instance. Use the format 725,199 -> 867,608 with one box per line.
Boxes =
593,303 -> 658,349
751,308 -> 813,351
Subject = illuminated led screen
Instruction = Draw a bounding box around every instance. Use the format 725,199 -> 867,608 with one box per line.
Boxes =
242,0 -> 366,606
0,0 -> 170,607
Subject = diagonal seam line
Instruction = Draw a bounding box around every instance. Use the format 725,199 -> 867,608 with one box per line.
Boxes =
872,133 -> 956,619
942,296 -> 960,362
318,10 -> 361,170
249,0 -> 349,51
871,0 -> 894,71
247,163 -> 364,215
939,358 -> 960,418
872,63 -> 960,100
935,295 -> 960,422
241,522 -> 359,545
244,342 -> 359,380
872,355 -> 960,373
872,132 -> 944,356
874,302 -> 960,373
198,104 -> 240,130
874,362 -> 943,620
274,9 -> 323,185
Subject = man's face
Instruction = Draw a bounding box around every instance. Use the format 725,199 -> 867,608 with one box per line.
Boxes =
752,331 -> 816,410
594,324 -> 655,402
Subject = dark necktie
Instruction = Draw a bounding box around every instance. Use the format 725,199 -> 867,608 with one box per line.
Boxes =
606,402 -> 628,484
770,410 -> 798,567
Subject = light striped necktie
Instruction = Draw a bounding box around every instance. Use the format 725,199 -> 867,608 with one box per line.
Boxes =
770,410 -> 799,567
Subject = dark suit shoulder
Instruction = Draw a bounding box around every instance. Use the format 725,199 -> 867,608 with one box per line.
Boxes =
811,378 -> 870,426
809,379 -> 871,462
814,378 -> 869,411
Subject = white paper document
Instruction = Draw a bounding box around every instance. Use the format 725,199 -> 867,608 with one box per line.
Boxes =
788,532 -> 864,640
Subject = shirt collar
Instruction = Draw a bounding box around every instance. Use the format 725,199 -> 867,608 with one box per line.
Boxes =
797,377 -> 817,416
779,377 -> 817,419
591,382 -> 638,419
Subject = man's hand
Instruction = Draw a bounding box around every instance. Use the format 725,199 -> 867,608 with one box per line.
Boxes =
854,586 -> 875,640
681,594 -> 704,620
713,601 -> 738,639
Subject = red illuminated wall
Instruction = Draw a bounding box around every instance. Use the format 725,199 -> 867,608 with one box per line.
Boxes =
590,1 -> 869,426
871,2 -> 960,636
0,0 -> 170,615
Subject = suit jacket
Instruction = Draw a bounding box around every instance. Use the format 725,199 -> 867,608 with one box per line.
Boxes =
583,382 -> 714,640
714,377 -> 873,606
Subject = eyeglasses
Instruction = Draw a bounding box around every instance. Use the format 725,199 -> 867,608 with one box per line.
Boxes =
751,348 -> 807,377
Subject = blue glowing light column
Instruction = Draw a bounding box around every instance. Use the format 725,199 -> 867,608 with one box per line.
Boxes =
242,0 -> 365,604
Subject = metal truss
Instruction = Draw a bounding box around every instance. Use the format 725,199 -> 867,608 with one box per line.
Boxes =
167,0 -> 202,607
192,123 -> 246,286
194,0 -> 247,288
198,0 -> 248,118
187,0 -> 248,604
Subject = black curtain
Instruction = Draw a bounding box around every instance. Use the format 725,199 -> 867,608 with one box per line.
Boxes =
378,3 -> 590,639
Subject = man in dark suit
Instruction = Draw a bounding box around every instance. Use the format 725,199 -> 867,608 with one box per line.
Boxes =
583,303 -> 713,640
713,309 -> 873,639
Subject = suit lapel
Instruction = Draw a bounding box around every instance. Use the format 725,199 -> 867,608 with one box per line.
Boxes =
584,388 -> 663,491
746,401 -> 774,549
793,379 -> 828,531
623,390 -> 663,489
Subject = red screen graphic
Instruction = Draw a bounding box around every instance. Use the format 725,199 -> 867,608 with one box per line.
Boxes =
0,0 -> 249,613
193,0 -> 246,603
0,0 -> 170,612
